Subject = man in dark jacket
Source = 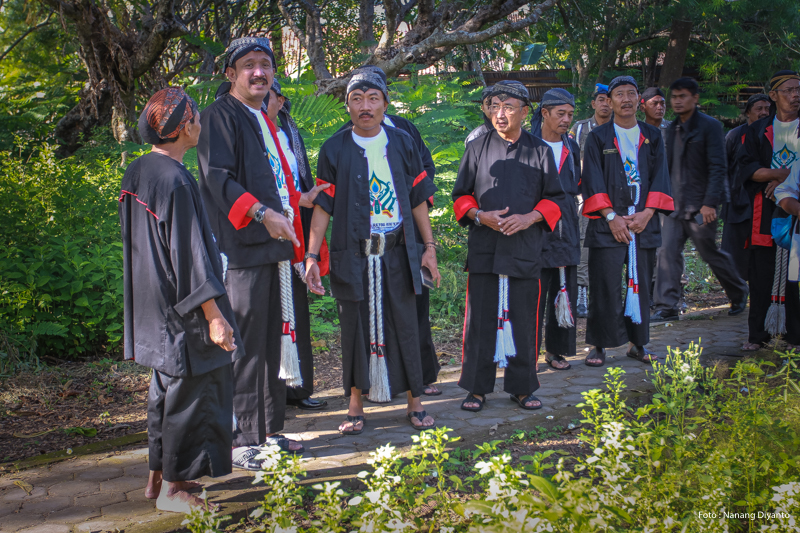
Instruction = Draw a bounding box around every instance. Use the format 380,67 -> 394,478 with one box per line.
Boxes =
722,94 -> 771,280
465,85 -> 496,145
197,37 -> 306,468
651,78 -> 748,321
581,76 -> 674,367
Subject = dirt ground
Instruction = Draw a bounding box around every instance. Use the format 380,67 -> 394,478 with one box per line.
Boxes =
0,289 -> 728,468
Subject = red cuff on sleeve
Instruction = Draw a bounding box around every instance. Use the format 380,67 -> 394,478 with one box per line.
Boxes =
645,191 -> 674,212
583,193 -> 613,217
453,195 -> 479,221
228,192 -> 259,230
534,199 -> 561,231
318,179 -> 335,197
412,171 -> 428,187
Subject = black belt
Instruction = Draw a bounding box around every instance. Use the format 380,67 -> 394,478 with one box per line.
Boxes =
360,227 -> 405,256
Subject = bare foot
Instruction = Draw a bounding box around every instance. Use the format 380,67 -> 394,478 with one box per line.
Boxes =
338,416 -> 364,433
146,472 -> 201,499
517,395 -> 542,408
155,481 -> 217,513
742,342 -> 761,351
407,411 -> 435,429
462,394 -> 484,410
423,384 -> 441,395
785,344 -> 800,352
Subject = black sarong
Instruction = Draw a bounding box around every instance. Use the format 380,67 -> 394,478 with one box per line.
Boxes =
337,244 -> 424,398
586,246 -> 655,348
287,271 -> 315,401
539,266 -> 578,357
459,273 -> 541,396
747,245 -> 800,346
226,263 -> 287,445
417,288 -> 441,385
147,364 -> 232,482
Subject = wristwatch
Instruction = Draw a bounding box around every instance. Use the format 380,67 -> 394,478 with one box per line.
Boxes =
304,252 -> 321,262
605,211 -> 617,223
474,210 -> 483,226
253,205 -> 268,223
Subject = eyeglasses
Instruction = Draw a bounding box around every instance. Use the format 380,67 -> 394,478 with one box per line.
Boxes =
776,87 -> 800,96
488,104 -> 524,114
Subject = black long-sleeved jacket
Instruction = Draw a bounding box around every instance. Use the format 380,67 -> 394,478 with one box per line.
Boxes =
722,123 -> 751,225
541,135 -> 582,268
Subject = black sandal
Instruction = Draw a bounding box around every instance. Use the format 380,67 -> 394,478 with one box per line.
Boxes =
461,393 -> 485,412
339,415 -> 365,435
422,384 -> 443,396
627,345 -> 657,365
585,347 -> 606,367
545,353 -> 572,370
511,393 -> 542,410
263,434 -> 305,455
407,410 -> 436,431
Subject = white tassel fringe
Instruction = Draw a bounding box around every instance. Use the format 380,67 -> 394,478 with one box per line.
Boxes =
555,267 -> 574,328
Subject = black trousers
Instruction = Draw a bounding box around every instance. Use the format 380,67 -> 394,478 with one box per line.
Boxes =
148,364 -> 232,482
654,216 -> 748,314
459,273 -> 541,396
539,266 -> 578,357
586,246 -> 655,348
721,219 -> 751,281
226,264 -> 286,446
417,288 -> 441,385
747,245 -> 800,346
337,244 -> 424,398
287,272 -> 315,401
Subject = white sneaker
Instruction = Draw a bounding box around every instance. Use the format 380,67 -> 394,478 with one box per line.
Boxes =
232,446 -> 263,471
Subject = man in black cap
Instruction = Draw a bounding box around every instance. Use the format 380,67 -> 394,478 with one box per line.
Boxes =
338,65 -> 442,396
197,36 -> 307,468
651,77 -> 749,322
120,88 -> 241,512
722,93 -> 771,280
305,70 -> 441,434
265,80 -> 331,411
569,83 -> 613,318
737,70 -> 800,351
465,85 -> 496,145
640,87 -> 671,143
581,75 -> 674,367
453,80 -> 565,412
531,88 -> 582,371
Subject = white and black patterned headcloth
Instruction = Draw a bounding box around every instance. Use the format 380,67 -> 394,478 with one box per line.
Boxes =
492,80 -> 530,105
346,71 -> 390,103
224,36 -> 275,70
608,76 -> 639,94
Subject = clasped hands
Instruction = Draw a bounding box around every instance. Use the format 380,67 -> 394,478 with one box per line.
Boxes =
475,207 -> 543,236
608,209 -> 655,244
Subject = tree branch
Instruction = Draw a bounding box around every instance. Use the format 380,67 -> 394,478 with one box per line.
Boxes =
0,13 -> 53,63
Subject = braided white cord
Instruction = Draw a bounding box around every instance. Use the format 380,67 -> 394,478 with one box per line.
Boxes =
279,208 -> 296,329
628,182 -> 641,287
770,247 -> 782,299
375,236 -> 385,349
367,253 -> 377,350
559,266 -> 566,289
779,247 -> 788,302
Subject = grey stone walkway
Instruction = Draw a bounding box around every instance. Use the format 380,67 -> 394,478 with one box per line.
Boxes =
0,309 -> 760,533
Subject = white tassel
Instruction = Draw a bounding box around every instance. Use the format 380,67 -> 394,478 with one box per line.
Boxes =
765,248 -> 788,336
555,267 -> 574,328
494,275 -> 508,367
367,236 -> 391,402
277,208 -> 302,388
501,276 -> 516,358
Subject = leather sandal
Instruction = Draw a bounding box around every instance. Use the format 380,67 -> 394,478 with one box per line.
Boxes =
545,353 -> 571,370
585,347 -> 606,367
262,434 -> 304,455
627,345 -> 657,364
339,415 -> 365,435
407,410 -> 436,431
461,393 -> 485,412
510,393 -> 542,410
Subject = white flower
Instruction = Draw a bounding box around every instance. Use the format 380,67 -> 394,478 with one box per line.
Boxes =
348,496 -> 363,506
684,375 -> 694,383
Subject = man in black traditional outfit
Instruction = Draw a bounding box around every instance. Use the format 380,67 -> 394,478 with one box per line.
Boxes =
570,83 -> 613,318
452,80 -> 565,412
722,93 -> 771,280
465,85 -> 496,145
337,65 -> 442,396
120,87 -> 241,512
581,76 -> 674,367
197,37 -> 306,468
265,79 -> 331,411
737,70 -> 800,351
639,87 -> 671,143
530,88 -> 581,371
304,71 -> 441,434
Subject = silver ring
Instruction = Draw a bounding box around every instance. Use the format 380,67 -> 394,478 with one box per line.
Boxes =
278,237 -> 285,242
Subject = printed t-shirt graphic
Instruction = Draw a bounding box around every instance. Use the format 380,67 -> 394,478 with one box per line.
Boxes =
614,123 -> 641,185
276,128 -> 302,193
244,105 -> 290,209
352,128 -> 403,233
772,118 -> 800,184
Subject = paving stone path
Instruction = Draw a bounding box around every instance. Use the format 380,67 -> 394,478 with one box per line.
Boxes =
0,308 -> 765,533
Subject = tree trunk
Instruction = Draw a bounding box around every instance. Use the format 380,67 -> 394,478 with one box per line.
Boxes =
358,0 -> 376,55
658,18 -> 692,88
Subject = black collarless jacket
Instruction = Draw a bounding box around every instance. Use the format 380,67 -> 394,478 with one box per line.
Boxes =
737,112 -> 800,247
541,135 -> 582,268
581,120 -> 674,249
197,92 -> 293,269
452,129 -> 565,279
722,123 -> 752,224
313,126 -> 437,302
665,109 -> 728,215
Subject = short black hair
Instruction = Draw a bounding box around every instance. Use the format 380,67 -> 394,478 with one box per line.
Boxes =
669,77 -> 699,95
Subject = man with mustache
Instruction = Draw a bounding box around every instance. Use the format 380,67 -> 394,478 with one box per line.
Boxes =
570,84 -> 613,319
465,85 -> 496,145
639,87 -> 671,143
453,80 -> 565,412
651,77 -> 749,323
197,37 -> 306,469
530,88 -> 581,371
722,94 -> 771,280
305,71 -> 441,434
580,76 -> 674,367
738,70 -> 800,351
338,66 -> 442,397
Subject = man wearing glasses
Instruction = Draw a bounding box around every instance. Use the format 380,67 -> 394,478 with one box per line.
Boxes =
453,80 -> 565,413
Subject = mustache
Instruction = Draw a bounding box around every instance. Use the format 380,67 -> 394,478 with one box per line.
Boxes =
359,112 -> 373,118
249,77 -> 268,85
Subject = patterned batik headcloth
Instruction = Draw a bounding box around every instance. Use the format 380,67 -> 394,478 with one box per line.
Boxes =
138,87 -> 198,145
